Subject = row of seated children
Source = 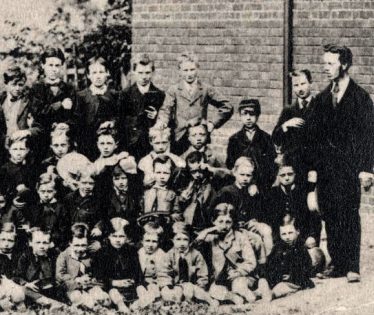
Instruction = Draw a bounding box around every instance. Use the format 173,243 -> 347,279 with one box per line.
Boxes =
0,207 -> 317,312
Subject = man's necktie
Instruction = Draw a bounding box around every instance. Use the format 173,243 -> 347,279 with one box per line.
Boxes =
178,256 -> 189,283
301,99 -> 308,109
332,82 -> 339,108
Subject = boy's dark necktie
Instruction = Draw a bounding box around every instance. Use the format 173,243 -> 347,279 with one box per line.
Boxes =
178,256 -> 189,283
332,82 -> 339,108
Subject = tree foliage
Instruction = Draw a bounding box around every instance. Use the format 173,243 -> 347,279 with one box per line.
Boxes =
0,0 -> 132,89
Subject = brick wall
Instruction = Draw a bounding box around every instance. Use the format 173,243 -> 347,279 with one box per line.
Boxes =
292,0 -> 374,212
132,0 -> 286,162
132,0 -> 374,212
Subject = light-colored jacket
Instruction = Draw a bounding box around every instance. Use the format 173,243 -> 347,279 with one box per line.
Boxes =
157,80 -> 233,141
159,247 -> 209,289
56,247 -> 93,291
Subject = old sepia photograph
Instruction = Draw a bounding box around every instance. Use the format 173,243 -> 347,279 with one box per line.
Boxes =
0,0 -> 372,314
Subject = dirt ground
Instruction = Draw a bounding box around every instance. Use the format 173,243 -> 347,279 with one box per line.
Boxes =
246,213 -> 374,315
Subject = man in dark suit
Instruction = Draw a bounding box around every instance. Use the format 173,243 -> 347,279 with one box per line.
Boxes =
118,54 -> 165,161
310,44 -> 374,282
272,69 -> 316,184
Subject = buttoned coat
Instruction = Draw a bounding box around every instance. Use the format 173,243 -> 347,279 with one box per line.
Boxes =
157,81 -> 233,141
160,247 -> 209,288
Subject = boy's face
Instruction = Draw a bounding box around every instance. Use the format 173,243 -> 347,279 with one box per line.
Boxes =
173,232 -> 190,253
151,134 -> 169,154
239,108 -> 258,129
30,231 -> 51,256
88,63 -> 109,88
278,166 -> 295,187
142,233 -> 159,255
188,161 -> 204,181
280,224 -> 299,245
0,231 -> 16,254
188,125 -> 207,150
42,57 -> 63,81
50,134 -> 70,159
133,63 -> 153,87
292,73 -> 311,100
323,52 -> 345,81
179,61 -> 198,84
97,135 -> 117,158
78,175 -> 95,197
153,162 -> 171,187
6,79 -> 26,100
113,173 -> 128,193
233,164 -> 254,188
0,195 -> 6,210
38,182 -> 56,203
9,141 -> 29,164
108,230 -> 127,249
213,214 -> 233,235
70,237 -> 88,259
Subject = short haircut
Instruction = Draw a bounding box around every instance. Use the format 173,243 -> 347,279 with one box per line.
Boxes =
185,151 -> 205,165
290,69 -> 312,83
149,127 -> 171,142
96,122 -> 119,142
0,222 -> 16,234
177,51 -> 199,69
70,223 -> 89,241
3,66 -> 26,85
172,222 -> 192,239
37,172 -> 57,190
323,44 -> 353,70
132,53 -> 155,72
211,202 -> 236,223
143,221 -> 163,237
107,217 -> 130,236
233,156 -> 255,173
86,56 -> 108,73
187,122 -> 208,134
41,47 -> 65,64
28,227 -> 51,242
280,214 -> 300,231
152,155 -> 175,173
112,164 -> 127,177
7,133 -> 30,149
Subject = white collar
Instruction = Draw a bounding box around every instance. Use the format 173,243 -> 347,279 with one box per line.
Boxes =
137,83 -> 150,95
89,84 -> 107,96
298,95 -> 313,108
184,81 -> 198,94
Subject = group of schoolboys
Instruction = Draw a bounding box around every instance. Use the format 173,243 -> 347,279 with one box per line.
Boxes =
0,48 -> 330,312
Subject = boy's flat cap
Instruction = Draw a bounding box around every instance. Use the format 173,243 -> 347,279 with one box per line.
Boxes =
238,98 -> 261,115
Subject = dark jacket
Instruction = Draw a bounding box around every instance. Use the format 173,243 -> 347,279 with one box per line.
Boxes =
272,98 -> 316,158
309,79 -> 374,210
0,252 -> 20,278
29,80 -> 79,130
76,87 -> 119,160
28,201 -> 70,250
226,126 -> 277,192
118,83 -> 165,158
93,243 -> 142,300
266,239 -> 314,289
212,184 -> 264,225
63,191 -> 105,229
0,161 -> 37,198
265,185 -> 321,242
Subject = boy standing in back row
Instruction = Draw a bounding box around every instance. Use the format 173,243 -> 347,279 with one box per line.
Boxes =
156,52 -> 233,155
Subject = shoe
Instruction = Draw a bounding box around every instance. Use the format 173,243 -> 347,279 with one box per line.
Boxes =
322,265 -> 345,278
346,272 -> 360,283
